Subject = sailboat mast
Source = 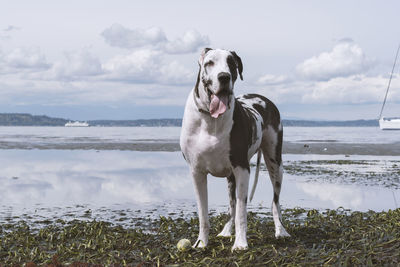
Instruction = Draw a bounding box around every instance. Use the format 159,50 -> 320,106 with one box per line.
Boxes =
379,43 -> 400,120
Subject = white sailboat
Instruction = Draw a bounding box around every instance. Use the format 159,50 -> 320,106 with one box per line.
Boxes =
379,44 -> 400,130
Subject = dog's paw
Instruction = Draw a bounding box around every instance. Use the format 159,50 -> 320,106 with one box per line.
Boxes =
193,239 -> 207,248
275,227 -> 291,238
217,226 -> 232,237
217,232 -> 232,237
231,243 -> 248,251
217,220 -> 233,237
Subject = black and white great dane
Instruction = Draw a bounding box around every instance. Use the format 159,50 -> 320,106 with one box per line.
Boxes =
180,48 -> 290,250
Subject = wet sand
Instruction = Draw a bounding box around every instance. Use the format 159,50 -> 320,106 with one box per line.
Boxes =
283,142 -> 400,155
1,140 -> 400,155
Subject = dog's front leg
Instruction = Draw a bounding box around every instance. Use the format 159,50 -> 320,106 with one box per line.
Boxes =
192,170 -> 209,248
232,167 -> 249,250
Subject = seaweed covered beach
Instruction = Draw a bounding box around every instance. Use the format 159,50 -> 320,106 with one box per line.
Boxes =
1,208 -> 399,266
1,126 -> 400,266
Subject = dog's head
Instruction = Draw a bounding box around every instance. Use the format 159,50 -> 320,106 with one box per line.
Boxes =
195,48 -> 243,118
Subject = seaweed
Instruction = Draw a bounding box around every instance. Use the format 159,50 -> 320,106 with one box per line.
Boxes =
1,208 -> 399,266
281,160 -> 400,189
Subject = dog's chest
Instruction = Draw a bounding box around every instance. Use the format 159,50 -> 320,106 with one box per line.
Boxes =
181,118 -> 234,177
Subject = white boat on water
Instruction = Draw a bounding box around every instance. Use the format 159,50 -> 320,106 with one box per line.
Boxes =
379,44 -> 400,130
65,121 -> 89,127
379,117 -> 400,130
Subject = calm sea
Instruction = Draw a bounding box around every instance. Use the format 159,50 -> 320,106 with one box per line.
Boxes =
0,126 -> 398,145
0,126 -> 399,224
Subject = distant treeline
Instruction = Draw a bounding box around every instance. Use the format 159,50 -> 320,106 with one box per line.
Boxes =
0,113 -> 68,126
88,119 -> 182,127
0,113 -> 379,127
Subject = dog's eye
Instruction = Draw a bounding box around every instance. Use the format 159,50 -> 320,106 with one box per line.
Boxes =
205,61 -> 214,67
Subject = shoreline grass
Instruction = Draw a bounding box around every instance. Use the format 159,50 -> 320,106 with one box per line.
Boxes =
1,208 -> 399,266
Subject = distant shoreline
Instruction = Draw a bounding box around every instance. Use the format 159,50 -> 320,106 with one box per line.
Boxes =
0,113 -> 379,127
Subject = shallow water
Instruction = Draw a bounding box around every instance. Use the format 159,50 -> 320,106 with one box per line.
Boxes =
0,126 -> 399,146
1,150 -> 399,226
283,126 -> 400,144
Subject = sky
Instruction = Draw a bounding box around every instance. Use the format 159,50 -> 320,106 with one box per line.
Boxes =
1,0 -> 400,120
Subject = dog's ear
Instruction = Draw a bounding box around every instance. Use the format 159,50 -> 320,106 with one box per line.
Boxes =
195,48 -> 212,97
194,68 -> 201,97
199,47 -> 213,65
230,51 -> 243,80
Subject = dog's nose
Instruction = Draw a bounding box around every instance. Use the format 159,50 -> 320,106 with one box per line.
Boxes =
218,72 -> 231,84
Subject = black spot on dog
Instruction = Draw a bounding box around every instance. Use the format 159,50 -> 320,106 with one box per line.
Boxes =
239,106 -> 258,144
276,129 -> 283,166
273,192 -> 279,203
242,94 -> 283,166
202,75 -> 212,87
243,94 -> 281,132
275,181 -> 281,189
230,99 -> 259,171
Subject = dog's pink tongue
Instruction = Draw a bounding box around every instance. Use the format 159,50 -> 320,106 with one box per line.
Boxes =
209,94 -> 228,118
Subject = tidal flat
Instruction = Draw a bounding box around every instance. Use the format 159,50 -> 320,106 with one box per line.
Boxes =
1,151 -> 400,265
1,208 -> 399,266
1,125 -> 400,266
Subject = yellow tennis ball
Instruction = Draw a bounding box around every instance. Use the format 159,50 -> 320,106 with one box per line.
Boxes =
177,239 -> 191,251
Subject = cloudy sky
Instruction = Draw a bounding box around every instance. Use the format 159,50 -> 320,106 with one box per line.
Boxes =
1,1 -> 400,120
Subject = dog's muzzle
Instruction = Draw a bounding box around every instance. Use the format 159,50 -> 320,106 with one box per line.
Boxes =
201,72 -> 233,118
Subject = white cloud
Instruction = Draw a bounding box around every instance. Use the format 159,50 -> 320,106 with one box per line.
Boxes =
164,29 -> 209,54
24,47 -> 195,85
0,25 -> 20,39
253,73 -> 400,105
101,23 -> 167,49
0,47 -> 50,73
301,75 -> 375,104
102,49 -> 194,84
159,60 -> 194,84
48,49 -> 103,81
3,25 -> 20,32
257,74 -> 290,85
101,24 -> 209,54
253,41 -> 394,107
296,40 -> 373,81
102,49 -> 162,83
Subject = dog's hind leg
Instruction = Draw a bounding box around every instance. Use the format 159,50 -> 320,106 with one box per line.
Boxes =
192,170 -> 209,248
262,126 -> 290,238
217,174 -> 236,237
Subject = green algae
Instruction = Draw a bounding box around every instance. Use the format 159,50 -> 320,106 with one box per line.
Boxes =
1,208 -> 399,266
279,159 -> 400,189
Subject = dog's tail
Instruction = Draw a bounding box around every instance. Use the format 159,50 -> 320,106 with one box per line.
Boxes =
249,149 -> 262,202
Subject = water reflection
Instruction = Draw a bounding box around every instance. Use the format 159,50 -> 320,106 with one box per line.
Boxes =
295,180 -> 399,211
0,150 -> 192,206
0,150 -> 399,219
